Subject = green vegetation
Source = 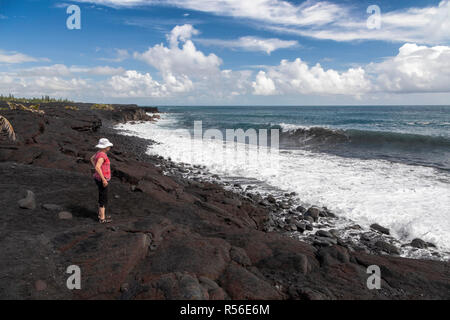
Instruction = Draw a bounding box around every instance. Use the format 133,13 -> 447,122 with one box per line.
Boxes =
6,101 -> 45,114
0,94 -> 73,104
65,105 -> 79,111
91,103 -> 114,111
28,104 -> 41,111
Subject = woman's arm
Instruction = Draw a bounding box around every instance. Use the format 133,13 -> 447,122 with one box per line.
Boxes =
95,157 -> 108,187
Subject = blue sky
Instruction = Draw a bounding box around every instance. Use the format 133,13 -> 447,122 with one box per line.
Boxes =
0,0 -> 449,105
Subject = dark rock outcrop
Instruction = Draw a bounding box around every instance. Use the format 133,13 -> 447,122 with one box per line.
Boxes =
370,223 -> 390,235
375,241 -> 401,255
410,238 -> 428,249
111,106 -> 159,123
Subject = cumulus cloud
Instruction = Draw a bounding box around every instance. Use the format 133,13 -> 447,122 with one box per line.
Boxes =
133,24 -> 248,98
252,71 -> 276,95
252,58 -> 371,96
106,70 -> 165,97
252,43 -> 450,96
0,25 -> 249,101
108,69 -> 195,98
196,36 -> 299,55
3,34 -> 450,103
133,25 -> 296,99
369,43 -> 450,93
102,25 -> 254,99
167,24 -> 199,48
134,24 -> 222,81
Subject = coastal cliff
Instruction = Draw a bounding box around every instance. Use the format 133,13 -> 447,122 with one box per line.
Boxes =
0,102 -> 449,300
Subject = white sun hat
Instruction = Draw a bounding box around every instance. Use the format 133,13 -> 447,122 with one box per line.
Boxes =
95,138 -> 113,149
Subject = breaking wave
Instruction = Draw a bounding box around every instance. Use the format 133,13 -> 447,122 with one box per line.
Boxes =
279,125 -> 450,150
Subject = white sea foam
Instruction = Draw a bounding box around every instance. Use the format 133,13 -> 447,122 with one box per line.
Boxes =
116,114 -> 450,253
279,122 -> 315,131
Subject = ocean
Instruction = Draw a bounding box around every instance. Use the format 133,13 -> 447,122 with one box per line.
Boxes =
116,105 -> 450,256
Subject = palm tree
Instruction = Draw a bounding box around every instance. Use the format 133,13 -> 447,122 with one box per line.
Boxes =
0,115 -> 16,141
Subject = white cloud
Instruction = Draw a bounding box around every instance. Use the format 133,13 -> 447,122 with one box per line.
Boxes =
75,0 -> 145,6
267,1 -> 450,44
369,43 -> 450,93
164,0 -> 345,27
106,70 -> 165,97
0,25 -> 249,101
252,71 -> 276,95
76,0 -> 450,44
197,36 -> 298,54
0,69 -> 161,100
375,1 -> 450,44
107,69 -> 194,98
133,25 -> 256,98
0,50 -> 39,64
167,24 -> 199,48
3,38 -> 450,103
134,24 -> 222,87
253,58 -> 371,96
251,43 -> 450,97
76,0 -> 345,27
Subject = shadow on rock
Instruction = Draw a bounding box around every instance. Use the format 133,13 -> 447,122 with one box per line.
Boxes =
67,204 -> 98,221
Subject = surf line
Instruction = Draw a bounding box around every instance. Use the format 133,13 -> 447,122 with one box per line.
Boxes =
179,304 -> 214,318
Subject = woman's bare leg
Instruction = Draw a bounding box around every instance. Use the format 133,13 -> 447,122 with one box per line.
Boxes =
98,206 -> 105,220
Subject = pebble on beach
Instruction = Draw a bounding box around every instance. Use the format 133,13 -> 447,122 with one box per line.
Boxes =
18,190 -> 36,210
58,211 -> 73,220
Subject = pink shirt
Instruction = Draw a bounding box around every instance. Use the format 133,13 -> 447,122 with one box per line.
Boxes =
93,152 -> 111,181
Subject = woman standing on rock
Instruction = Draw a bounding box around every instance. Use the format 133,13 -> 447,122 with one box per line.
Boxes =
91,138 -> 113,223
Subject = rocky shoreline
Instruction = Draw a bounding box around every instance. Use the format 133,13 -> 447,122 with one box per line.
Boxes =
0,101 -> 449,299
149,154 -> 447,260
117,120 -> 447,262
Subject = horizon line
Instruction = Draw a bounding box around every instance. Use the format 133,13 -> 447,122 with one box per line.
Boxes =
138,104 -> 450,107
